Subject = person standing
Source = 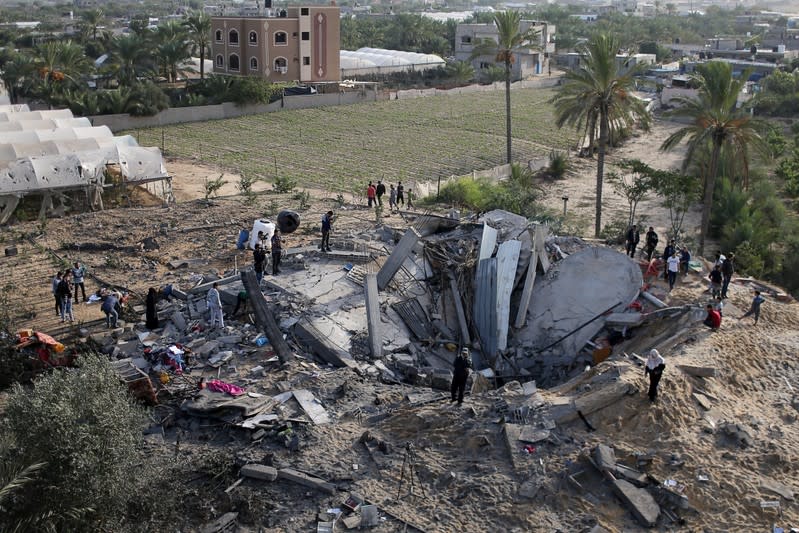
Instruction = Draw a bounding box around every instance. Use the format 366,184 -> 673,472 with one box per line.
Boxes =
375,180 -> 386,207
72,261 -> 87,302
233,289 -> 248,316
271,229 -> 283,275
146,287 -> 159,330
708,265 -> 723,299
666,251 -> 680,291
56,272 -> 72,321
740,290 -> 766,325
320,210 -> 333,252
662,240 -> 676,279
206,282 -> 224,329
366,181 -> 376,208
644,349 -> 666,402
450,347 -> 472,405
388,185 -> 397,212
625,224 -> 640,258
253,243 -> 266,283
407,187 -> 414,208
721,253 -> 734,299
679,247 -> 691,276
396,181 -> 405,207
52,271 -> 62,317
703,303 -> 721,329
102,291 -> 119,329
645,227 -> 659,260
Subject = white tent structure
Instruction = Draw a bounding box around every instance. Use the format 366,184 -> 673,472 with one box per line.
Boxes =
340,48 -> 445,77
0,105 -> 171,223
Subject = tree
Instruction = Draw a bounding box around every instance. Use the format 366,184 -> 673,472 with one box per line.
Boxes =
33,40 -> 91,108
470,11 -> 541,165
607,159 -> 656,227
652,169 -> 698,241
446,60 -> 474,84
109,34 -> 148,86
0,50 -> 35,104
154,22 -> 190,83
660,61 -> 768,256
552,33 -> 651,237
81,8 -> 104,41
184,11 -> 211,80
1,353 -> 148,530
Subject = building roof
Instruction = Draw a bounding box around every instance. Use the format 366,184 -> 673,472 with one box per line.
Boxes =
340,48 -> 445,70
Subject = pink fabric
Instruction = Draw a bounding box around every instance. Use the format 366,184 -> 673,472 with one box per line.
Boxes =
207,379 -> 245,396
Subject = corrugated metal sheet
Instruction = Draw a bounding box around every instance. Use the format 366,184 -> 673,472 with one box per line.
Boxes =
495,240 -> 521,351
474,257 -> 498,357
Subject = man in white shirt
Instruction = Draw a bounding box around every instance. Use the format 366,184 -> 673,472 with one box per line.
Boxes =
206,282 -> 224,329
666,252 -> 680,291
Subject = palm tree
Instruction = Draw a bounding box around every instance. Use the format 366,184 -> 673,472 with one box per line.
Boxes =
184,11 -> 211,80
81,8 -> 104,41
154,21 -> 189,83
551,33 -> 651,238
33,41 -> 91,108
660,61 -> 768,256
109,34 -> 148,86
446,60 -> 475,85
0,51 -> 35,104
470,11 -> 541,164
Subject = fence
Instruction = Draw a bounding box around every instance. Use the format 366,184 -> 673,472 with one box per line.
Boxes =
413,163 -> 513,199
391,76 -> 561,100
89,90 -> 379,132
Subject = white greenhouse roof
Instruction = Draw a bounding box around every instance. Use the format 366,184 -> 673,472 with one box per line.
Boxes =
340,48 -> 445,70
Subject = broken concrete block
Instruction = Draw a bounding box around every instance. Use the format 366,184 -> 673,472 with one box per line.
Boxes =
217,335 -> 242,345
593,444 -> 617,472
194,340 -> 220,357
518,478 -> 541,499
171,311 -> 187,332
612,478 -> 660,527
360,504 -> 379,527
240,464 -> 278,481
760,476 -> 795,501
430,368 -> 453,391
199,512 -> 238,533
277,468 -> 336,494
677,365 -> 717,378
171,287 -> 188,300
341,515 -> 361,529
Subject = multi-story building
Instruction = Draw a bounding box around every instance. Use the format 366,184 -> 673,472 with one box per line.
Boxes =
210,6 -> 340,83
454,20 -> 555,79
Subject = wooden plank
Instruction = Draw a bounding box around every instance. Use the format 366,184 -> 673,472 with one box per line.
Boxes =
364,273 -> 381,359
495,240 -> 522,351
513,248 -> 539,329
478,223 -> 498,261
293,389 -> 331,425
377,228 -> 420,290
448,271 -> 471,345
241,270 -> 293,364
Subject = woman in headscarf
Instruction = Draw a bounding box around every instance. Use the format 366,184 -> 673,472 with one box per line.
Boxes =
645,349 -> 666,402
145,287 -> 159,330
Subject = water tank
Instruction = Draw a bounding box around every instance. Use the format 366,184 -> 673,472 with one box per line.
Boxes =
248,219 -> 276,249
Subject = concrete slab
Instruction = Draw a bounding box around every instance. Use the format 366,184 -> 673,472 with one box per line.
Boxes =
612,478 -> 660,527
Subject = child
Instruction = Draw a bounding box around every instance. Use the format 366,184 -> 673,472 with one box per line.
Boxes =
62,291 -> 74,322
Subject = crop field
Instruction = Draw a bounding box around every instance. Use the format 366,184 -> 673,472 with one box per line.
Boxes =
130,87 -> 578,194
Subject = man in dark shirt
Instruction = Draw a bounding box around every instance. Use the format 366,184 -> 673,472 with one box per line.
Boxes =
645,227 -> 658,260
721,253 -> 734,299
253,244 -> 266,283
625,224 -> 640,258
375,181 -> 386,207
450,348 -> 472,405
396,181 -> 405,206
320,210 -> 333,252
271,229 -> 283,275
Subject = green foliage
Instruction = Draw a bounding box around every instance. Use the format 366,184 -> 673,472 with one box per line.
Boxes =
0,353 -> 148,530
204,174 -> 227,200
293,189 -> 311,210
445,60 -> 474,84
599,217 -> 630,244
438,165 -> 541,217
273,175 -> 297,194
776,146 -> 799,197
228,77 -> 284,106
547,151 -> 569,179
607,159 -> 657,226
236,172 -> 260,204
732,241 -> 765,278
764,125 -> 787,158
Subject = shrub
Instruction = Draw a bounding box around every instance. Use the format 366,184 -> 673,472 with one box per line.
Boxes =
732,241 -> 765,278
0,353 -> 149,530
547,151 -> 569,179
273,174 -> 297,193
228,77 -> 284,106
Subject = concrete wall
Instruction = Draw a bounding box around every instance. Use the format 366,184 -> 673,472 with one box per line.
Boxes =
392,76 -> 560,100
89,90 -> 378,132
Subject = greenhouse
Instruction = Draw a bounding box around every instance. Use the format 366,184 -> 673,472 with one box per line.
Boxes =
340,47 -> 445,77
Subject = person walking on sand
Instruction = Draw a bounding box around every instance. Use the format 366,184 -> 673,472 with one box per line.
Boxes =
740,290 -> 766,325
625,224 -> 640,258
389,185 -> 397,212
396,181 -> 405,207
271,229 -> 283,275
206,282 -> 224,329
666,251 -> 680,291
56,272 -> 72,321
366,181 -> 376,208
253,243 -> 266,283
644,349 -> 666,402
703,303 -> 721,329
320,210 -> 333,252
708,265 -> 723,299
450,347 -> 472,405
146,287 -> 159,330
72,261 -> 87,302
645,227 -> 659,260
721,253 -> 734,299
376,180 -> 386,207
52,271 -> 62,317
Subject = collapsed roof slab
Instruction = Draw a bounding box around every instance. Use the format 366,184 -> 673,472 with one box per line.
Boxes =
513,246 -> 643,367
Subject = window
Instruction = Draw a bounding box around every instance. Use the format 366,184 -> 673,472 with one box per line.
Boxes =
215,29 -> 223,42
274,31 -> 287,45
301,7 -> 309,15
229,29 -> 239,45
216,54 -> 224,68
274,57 -> 287,73
248,31 -> 257,45
302,56 -> 310,66
461,35 -> 472,44
301,31 -> 309,40
250,57 -> 258,70
229,54 -> 240,71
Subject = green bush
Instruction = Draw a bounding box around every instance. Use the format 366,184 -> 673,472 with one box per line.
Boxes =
732,241 -> 765,278
547,151 -> 569,179
273,174 -> 297,193
0,353 -> 149,531
228,77 -> 284,106
437,171 -> 541,218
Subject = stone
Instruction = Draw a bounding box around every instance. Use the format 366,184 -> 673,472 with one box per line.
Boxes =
217,335 -> 242,345
760,476 -> 795,501
360,505 -> 379,527
195,340 -> 221,357
341,515 -> 361,529
277,468 -> 336,494
593,444 -> 617,472
171,311 -> 187,332
518,478 -> 541,499
430,368 -> 453,391
116,340 -> 140,356
240,464 -> 278,482
612,478 -> 660,527
142,237 -> 159,250
678,365 -> 717,378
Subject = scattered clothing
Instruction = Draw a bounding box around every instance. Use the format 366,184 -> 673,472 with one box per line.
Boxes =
206,379 -> 245,396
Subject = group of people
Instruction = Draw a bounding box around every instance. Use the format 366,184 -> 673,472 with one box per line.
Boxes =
252,228 -> 285,281
366,180 -> 413,211
51,262 -> 87,323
